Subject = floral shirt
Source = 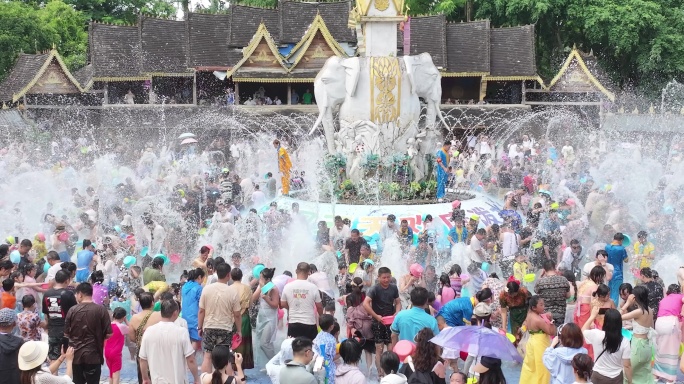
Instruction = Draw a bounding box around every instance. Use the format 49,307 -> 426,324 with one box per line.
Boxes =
17,310 -> 41,341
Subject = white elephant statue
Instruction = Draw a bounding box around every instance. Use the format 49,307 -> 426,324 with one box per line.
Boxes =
310,53 -> 448,155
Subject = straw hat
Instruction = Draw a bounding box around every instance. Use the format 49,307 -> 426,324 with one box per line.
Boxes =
18,341 -> 49,370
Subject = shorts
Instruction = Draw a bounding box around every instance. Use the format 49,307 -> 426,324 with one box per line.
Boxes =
202,328 -> 233,353
188,327 -> 201,342
287,323 -> 318,340
371,319 -> 392,345
48,336 -> 68,361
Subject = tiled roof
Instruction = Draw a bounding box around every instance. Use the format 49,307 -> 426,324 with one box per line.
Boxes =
446,21 -> 490,73
91,23 -> 142,78
0,53 -> 50,102
489,25 -> 536,77
314,2 -> 355,43
279,1 -> 355,44
407,15 -> 447,68
73,64 -> 94,90
188,13 -> 232,67
141,18 -> 190,73
229,5 -> 279,47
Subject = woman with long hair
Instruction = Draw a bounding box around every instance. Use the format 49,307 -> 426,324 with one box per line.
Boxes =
181,268 -> 205,351
590,284 -> 615,329
519,296 -> 556,384
581,308 -> 631,384
345,277 -> 375,372
542,323 -> 587,384
620,285 -> 654,383
654,284 -> 684,382
400,328 -> 446,384
438,273 -> 456,305
574,266 -> 605,328
200,345 -> 244,384
499,279 -> 530,341
251,267 -> 279,366
473,356 -> 506,384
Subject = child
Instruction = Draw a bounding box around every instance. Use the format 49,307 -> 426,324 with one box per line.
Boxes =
0,279 -> 16,309
104,307 -> 129,384
91,270 -> 109,306
513,253 -> 531,283
335,262 -> 350,297
17,295 -> 43,341
571,353 -> 593,384
312,314 -> 338,384
380,351 -> 408,384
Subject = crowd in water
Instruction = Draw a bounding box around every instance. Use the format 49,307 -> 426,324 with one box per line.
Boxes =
0,131 -> 684,384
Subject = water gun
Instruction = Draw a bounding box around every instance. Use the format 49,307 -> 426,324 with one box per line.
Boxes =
319,344 -> 331,384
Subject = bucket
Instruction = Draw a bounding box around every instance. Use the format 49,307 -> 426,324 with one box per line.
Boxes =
169,253 -> 182,264
348,263 -> 358,274
123,256 -> 136,268
253,264 -> 265,279
532,241 -> 543,249
140,246 -> 149,257
481,262 -> 490,271
381,316 -> 395,326
524,273 -> 536,283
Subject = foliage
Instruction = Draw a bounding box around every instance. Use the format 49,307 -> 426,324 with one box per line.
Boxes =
0,1 -> 88,80
362,153 -> 380,170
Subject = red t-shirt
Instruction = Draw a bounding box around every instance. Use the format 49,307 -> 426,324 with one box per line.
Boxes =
1,292 -> 16,309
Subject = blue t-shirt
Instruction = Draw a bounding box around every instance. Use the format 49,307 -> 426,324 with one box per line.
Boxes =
76,250 -> 94,269
391,307 -> 439,341
605,244 -> 628,277
437,297 -> 474,327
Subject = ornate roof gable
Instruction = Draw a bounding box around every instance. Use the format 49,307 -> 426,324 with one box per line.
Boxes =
287,14 -> 348,70
546,46 -> 615,101
227,23 -> 289,77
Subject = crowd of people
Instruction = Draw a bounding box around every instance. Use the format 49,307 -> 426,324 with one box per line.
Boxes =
0,129 -> 683,384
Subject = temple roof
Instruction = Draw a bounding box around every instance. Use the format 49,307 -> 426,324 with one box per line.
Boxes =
188,13 -> 237,68
445,21 -> 490,74
0,50 -> 83,103
279,1 -> 355,44
407,15 -> 447,68
228,23 -> 289,78
73,64 -> 94,91
90,23 -> 143,80
287,14 -> 348,65
545,47 -> 615,101
229,5 -> 280,47
82,3 -> 538,80
489,25 -> 536,78
141,18 -> 192,74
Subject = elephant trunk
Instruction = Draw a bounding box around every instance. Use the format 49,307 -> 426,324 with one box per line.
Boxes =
310,111 -> 324,135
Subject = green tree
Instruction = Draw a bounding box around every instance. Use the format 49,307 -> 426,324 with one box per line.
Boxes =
39,0 -> 88,70
0,2 -> 55,80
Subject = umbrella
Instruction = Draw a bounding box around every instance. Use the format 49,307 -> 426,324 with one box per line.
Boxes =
178,132 -> 196,140
430,326 -> 522,363
181,138 -> 198,145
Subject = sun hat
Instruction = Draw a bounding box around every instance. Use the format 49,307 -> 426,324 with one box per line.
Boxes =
0,308 -> 16,327
470,214 -> 480,221
473,302 -> 492,317
18,341 -> 49,371
473,356 -> 502,374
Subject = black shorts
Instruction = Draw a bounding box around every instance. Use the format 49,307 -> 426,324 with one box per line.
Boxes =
287,323 -> 318,340
202,328 -> 233,353
371,319 -> 392,345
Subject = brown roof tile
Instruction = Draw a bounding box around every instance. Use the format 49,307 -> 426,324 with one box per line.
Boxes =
446,21 -> 489,73
189,13 -> 232,67
141,18 -> 190,73
316,2 -> 355,42
0,53 -> 50,102
279,1 -> 355,44
229,5 -> 279,47
489,25 -> 536,76
407,15 -> 447,68
90,24 -> 142,78
73,64 -> 94,89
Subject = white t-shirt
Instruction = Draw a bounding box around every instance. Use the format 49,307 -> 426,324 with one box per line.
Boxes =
469,237 -> 485,263
46,263 -> 62,283
139,321 -> 194,384
581,261 -> 614,281
559,247 -> 581,271
583,329 -> 630,378
501,232 -> 519,260
281,279 -> 321,325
